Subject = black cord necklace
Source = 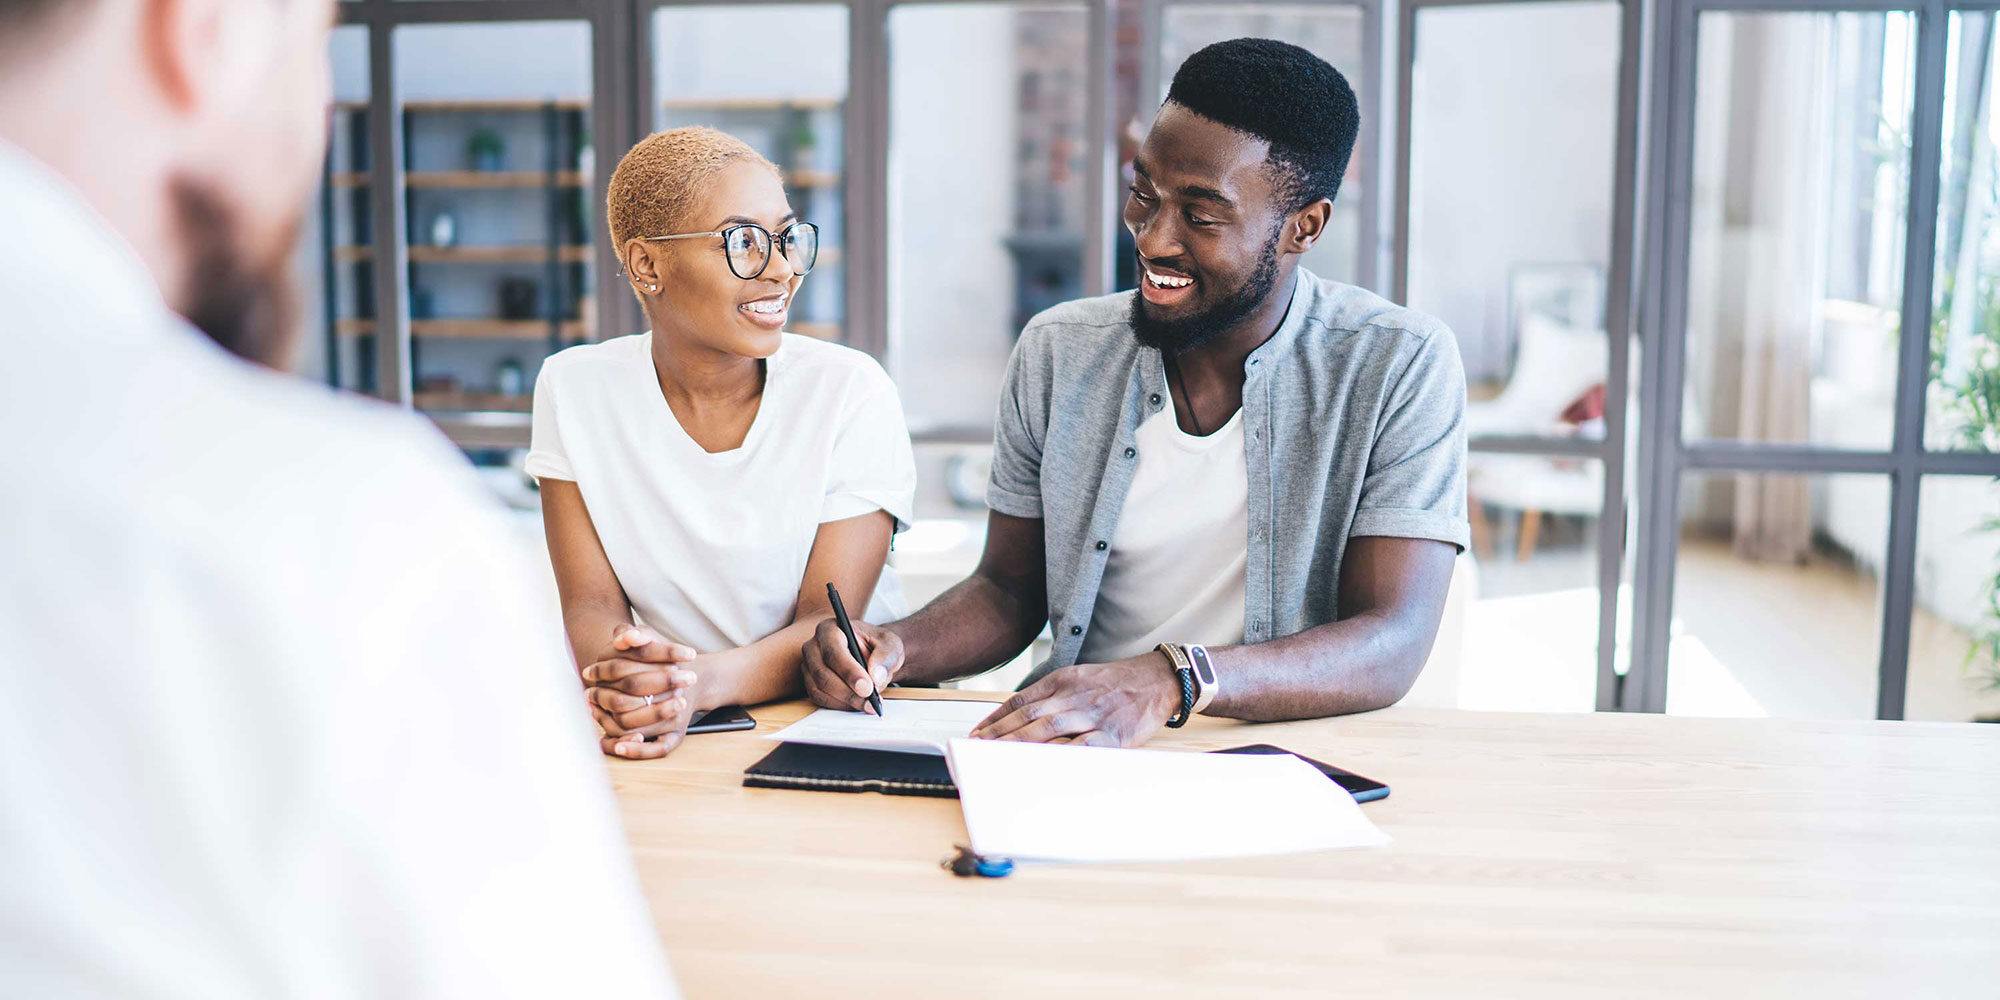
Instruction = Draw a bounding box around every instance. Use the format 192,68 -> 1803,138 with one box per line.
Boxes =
1167,356 -> 1204,436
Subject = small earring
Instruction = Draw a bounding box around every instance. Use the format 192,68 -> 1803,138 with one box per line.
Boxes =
644,283 -> 658,292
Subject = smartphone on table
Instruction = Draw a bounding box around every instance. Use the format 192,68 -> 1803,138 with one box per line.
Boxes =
1213,744 -> 1390,803
686,705 -> 756,735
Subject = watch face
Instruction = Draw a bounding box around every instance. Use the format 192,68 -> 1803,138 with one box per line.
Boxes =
1191,648 -> 1216,686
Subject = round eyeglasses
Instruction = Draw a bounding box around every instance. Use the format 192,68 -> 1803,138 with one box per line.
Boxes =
642,221 -> 819,281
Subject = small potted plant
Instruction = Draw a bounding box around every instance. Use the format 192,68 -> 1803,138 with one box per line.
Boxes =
790,116 -> 821,173
467,127 -> 506,172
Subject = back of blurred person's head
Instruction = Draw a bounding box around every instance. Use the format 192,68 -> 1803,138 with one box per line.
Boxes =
0,0 -> 333,369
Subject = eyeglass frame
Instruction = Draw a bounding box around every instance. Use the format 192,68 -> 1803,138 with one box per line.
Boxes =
638,221 -> 820,280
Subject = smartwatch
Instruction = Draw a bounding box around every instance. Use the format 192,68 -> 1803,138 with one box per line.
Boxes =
1186,644 -> 1219,714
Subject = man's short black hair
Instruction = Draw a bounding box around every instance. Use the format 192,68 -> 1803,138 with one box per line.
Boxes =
1164,37 -> 1359,213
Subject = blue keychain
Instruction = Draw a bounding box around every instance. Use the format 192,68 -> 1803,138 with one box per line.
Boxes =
942,844 -> 1014,878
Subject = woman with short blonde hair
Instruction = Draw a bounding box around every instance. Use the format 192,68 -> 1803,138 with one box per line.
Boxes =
528,127 -> 915,758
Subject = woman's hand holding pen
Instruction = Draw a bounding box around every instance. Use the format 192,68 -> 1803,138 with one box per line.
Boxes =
583,625 -> 699,759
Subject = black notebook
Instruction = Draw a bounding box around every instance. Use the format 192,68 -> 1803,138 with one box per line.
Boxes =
743,742 -> 958,798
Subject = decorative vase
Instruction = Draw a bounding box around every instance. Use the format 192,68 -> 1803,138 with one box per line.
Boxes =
496,358 -> 525,397
429,210 -> 456,248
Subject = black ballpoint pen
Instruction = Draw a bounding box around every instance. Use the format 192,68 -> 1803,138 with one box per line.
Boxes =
826,582 -> 884,717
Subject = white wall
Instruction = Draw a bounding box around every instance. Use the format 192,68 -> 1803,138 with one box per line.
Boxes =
1405,1 -> 1621,383
392,22 -> 592,101
886,6 -> 1019,433
652,6 -> 848,103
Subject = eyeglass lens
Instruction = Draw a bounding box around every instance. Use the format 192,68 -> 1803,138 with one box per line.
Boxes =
724,224 -> 819,280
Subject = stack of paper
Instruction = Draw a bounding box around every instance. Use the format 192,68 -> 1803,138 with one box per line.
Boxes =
766,699 -> 994,755
944,737 -> 1390,864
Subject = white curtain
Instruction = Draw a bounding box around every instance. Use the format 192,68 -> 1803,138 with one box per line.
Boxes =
1727,16 -> 1837,564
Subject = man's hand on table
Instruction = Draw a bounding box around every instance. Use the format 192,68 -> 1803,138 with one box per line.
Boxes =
583,625 -> 699,759
970,652 -> 1181,748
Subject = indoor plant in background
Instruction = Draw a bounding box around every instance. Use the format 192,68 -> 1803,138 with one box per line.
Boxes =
1945,348 -> 2000,705
1928,277 -> 2000,708
466,127 -> 506,172
790,115 -> 821,173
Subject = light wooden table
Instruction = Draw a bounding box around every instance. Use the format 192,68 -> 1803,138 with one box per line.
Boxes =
609,691 -> 2000,999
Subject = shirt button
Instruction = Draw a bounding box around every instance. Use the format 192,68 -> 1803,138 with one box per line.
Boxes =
1095,540 -> 1108,551
1124,447 -> 1137,459
1149,393 -> 1162,407
1070,625 -> 1083,636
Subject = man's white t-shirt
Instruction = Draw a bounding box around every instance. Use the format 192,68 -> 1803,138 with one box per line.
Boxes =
526,331 -> 916,652
0,142 -> 676,996
1079,407 -> 1250,663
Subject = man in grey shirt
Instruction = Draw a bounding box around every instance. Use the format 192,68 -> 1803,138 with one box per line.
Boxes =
804,38 -> 1467,746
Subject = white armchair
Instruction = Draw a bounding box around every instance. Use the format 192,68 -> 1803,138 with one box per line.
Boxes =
1465,314 -> 1608,560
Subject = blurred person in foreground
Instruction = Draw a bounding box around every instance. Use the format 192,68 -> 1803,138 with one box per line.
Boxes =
0,1 -> 677,995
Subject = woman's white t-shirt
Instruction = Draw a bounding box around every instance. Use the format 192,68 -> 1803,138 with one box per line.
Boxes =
526,331 -> 916,653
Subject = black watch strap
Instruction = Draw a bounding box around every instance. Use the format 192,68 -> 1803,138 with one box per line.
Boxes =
1165,665 -> 1196,728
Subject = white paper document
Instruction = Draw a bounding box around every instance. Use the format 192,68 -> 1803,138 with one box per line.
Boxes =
767,699 -> 996,755
945,738 -> 1391,863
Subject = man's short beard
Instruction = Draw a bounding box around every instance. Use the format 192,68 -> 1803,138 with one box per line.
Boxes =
1129,225 -> 1283,356
169,176 -> 302,371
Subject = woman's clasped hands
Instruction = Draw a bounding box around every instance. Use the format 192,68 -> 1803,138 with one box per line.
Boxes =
582,625 -> 699,759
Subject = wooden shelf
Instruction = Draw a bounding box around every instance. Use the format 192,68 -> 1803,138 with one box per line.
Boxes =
792,322 -> 842,341
414,319 -> 586,340
329,171 -> 585,189
404,99 -> 589,114
336,319 -> 588,340
407,170 -> 586,189
333,245 -> 592,264
414,391 -> 533,413
414,244 -> 592,264
661,96 -> 841,112
787,169 -> 841,189
336,99 -> 588,114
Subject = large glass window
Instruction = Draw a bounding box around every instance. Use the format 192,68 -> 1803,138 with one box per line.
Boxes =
1666,472 -> 1889,719
653,5 -> 849,343
1683,11 -> 1916,450
1408,1 -> 1621,442
1930,11 -> 2000,453
887,3 -> 1088,440
392,21 -> 594,416
1152,4 -> 1367,288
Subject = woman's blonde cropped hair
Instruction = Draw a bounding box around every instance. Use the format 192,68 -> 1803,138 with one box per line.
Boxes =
606,127 -> 780,251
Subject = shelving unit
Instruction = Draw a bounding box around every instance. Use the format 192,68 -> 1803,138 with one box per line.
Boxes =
320,96 -> 595,422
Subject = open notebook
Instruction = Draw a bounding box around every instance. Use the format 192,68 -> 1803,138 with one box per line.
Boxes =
742,699 -> 996,797
763,698 -> 995,755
